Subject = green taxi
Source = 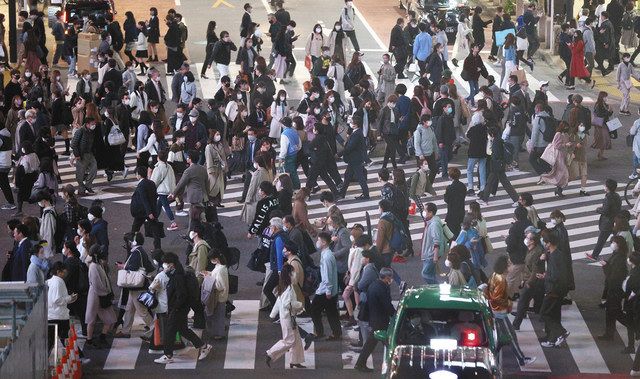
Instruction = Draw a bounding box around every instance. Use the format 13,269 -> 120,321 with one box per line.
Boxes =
374,284 -> 510,379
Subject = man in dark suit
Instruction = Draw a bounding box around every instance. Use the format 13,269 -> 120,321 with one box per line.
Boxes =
389,17 -> 408,78
240,3 -> 253,40
338,117 -> 369,200
10,224 -> 32,281
169,104 -> 189,133
102,59 -> 123,91
144,68 -> 169,129
130,166 -> 161,249
354,267 -> 396,372
18,109 -> 37,151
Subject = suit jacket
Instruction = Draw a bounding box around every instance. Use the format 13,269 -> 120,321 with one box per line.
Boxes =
10,239 -> 32,282
174,163 -> 209,204
102,68 -> 123,91
598,192 -> 622,231
130,178 -> 158,219
342,129 -> 366,166
19,121 -> 36,147
243,139 -> 259,167
366,279 -> 396,330
170,114 -> 188,133
144,79 -> 166,105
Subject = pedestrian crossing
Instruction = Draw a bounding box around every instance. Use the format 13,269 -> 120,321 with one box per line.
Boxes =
77,293 -> 636,374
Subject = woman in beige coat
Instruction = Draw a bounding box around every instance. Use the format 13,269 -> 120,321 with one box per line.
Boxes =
202,249 -> 228,340
85,245 -> 116,348
305,24 -> 326,67
240,154 -> 273,224
205,130 -> 228,206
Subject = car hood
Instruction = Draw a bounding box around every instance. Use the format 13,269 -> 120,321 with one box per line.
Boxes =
386,345 -> 498,378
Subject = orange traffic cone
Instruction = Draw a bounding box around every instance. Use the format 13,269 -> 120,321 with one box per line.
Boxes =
61,355 -> 70,379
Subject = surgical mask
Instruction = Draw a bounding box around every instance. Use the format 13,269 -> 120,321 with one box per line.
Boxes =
314,108 -> 321,115
328,97 -> 335,103
629,258 -> 633,266
237,94 -> 243,100
444,259 -> 451,268
37,201 -> 44,207
248,135 -> 257,142
88,214 -> 95,221
89,124 -> 96,130
183,76 -> 188,82
189,231 -> 196,240
176,112 -> 183,118
77,228 -> 83,236
104,111 -> 109,117
549,219 -> 557,227
254,162 -> 259,169
189,117 -> 198,123
56,76 -> 61,81
102,207 -> 106,215
388,102 -> 395,108
611,242 -> 618,251
25,72 -> 31,78
315,27 -> 322,33
523,238 -> 530,246
178,137 -> 186,144
315,241 -> 322,249
446,107 -> 453,114
275,181 -> 282,191
292,122 -> 297,128
425,121 -> 432,127
214,135 -> 221,142
153,259 -> 159,267
350,235 -> 355,243
328,225 -> 335,232
335,25 -> 342,31
578,125 -> 585,133
162,263 -> 170,271
280,96 -> 286,101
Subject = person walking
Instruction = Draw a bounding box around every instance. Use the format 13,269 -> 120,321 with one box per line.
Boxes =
539,232 -> 571,348
47,262 -> 79,352
70,117 -> 97,196
420,202 -> 443,284
305,23 -> 325,68
310,232 -> 342,340
353,268 -> 396,373
151,150 -> 178,231
586,179 -> 622,261
570,31 -> 595,89
567,117 -> 590,196
489,7 -> 504,61
129,166 -> 162,249
512,228 -> 546,330
617,53 -> 640,115
265,264 -> 306,369
557,24 -> 575,89
212,31 -> 238,82
478,127 -> 519,205
444,168 -> 466,238
340,0 -> 360,53
377,54 -> 396,105
462,44 -> 488,106
596,12 -> 616,76
597,235 -> 628,340
487,255 -> 536,366
471,6 -> 492,50
84,245 -> 116,348
523,2 -> 541,61
540,121 -> 571,197
434,101 -> 456,179
153,252 -> 212,364
452,13 -> 471,67
412,23 -> 432,76
389,17 -> 408,79
277,117 -> 301,189
338,117 -> 369,200
466,101 -> 488,195
205,130 -> 228,206
378,95 -> 401,169
591,91 -> 613,160
529,104 -> 552,175
500,34 -> 518,90
201,21 -> 219,79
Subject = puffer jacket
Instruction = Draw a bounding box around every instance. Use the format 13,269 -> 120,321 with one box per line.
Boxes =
150,161 -> 176,195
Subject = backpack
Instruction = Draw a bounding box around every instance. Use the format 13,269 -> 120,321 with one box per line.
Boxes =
623,12 -> 635,31
184,267 -> 202,310
302,264 -> 321,296
154,138 -> 169,155
43,209 -> 65,252
540,116 -> 557,143
382,213 -> 408,253
77,261 -> 89,294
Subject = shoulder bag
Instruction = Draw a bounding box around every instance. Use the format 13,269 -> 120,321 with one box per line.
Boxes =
107,123 -> 126,145
117,250 -> 148,289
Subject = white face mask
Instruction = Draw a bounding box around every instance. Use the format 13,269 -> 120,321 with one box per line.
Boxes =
275,181 -> 282,191
388,102 -> 395,108
315,27 -> 322,33
523,237 -> 530,246
328,225 -> 335,231
88,214 -> 95,221
629,258 -> 633,266
578,125 -> 585,133
189,117 -> 198,123
89,124 -> 96,130
37,201 -> 44,207
214,135 -> 221,142
611,242 -> 618,251
189,231 -> 196,240
315,241 -> 322,249
335,25 -> 342,31
314,109 -> 321,115
350,235 -> 355,243
122,99 -> 130,105
25,72 -> 32,78
254,162 -> 259,169
76,228 -> 83,236
444,259 -> 451,268
329,97 -> 335,103
162,263 -> 170,271
237,94 -> 243,100
280,96 -> 286,101
104,111 -> 109,118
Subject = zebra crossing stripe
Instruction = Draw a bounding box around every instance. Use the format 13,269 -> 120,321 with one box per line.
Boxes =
104,336 -> 143,370
224,300 -> 260,369
509,314 -> 551,372
166,329 -> 203,369
563,304 -> 610,374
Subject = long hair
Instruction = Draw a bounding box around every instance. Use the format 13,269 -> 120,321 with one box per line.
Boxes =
277,264 -> 294,295
469,201 -> 483,221
595,91 -> 608,108
504,33 -> 515,49
611,235 -> 630,256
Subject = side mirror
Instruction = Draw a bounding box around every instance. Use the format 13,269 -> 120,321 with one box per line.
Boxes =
374,330 -> 388,343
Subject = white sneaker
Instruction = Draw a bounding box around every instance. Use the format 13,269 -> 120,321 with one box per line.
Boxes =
631,370 -> 640,376
1,204 -> 16,210
198,344 -> 212,361
540,341 -> 555,348
154,355 -> 174,364
520,357 -> 537,366
175,211 -> 189,217
123,166 -> 129,179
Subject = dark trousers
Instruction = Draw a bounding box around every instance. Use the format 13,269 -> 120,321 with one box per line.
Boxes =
131,216 -> 161,249
327,159 -> 343,187
355,329 -> 378,367
591,230 -> 612,259
595,50 -> 614,71
202,47 -> 214,76
166,47 -> 181,73
382,134 -> 399,169
263,270 -> 279,307
512,281 -> 544,328
48,319 -> 70,352
286,51 -> 296,77
540,293 -> 566,342
0,172 -> 14,204
310,294 -> 341,337
529,147 -> 551,175
394,52 -> 407,76
559,56 -> 575,86
306,162 -> 339,195
341,164 -> 369,197
480,169 -> 518,203
52,43 -> 66,64
490,35 -> 499,56
164,309 -> 204,357
345,30 -> 360,52
396,131 -> 408,161
605,292 -> 626,336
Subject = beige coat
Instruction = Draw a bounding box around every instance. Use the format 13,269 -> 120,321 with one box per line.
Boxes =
205,142 -> 227,199
304,32 -> 326,58
240,167 -> 273,224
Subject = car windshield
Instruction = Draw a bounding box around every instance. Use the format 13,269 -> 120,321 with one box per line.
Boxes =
396,308 -> 488,348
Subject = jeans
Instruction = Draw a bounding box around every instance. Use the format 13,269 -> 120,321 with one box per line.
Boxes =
52,42 -> 65,64
591,230 -> 612,259
284,154 -> 300,189
344,30 -> 360,52
529,147 -> 551,175
526,33 -> 540,59
0,171 -> 14,204
310,294 -> 341,337
632,155 -> 640,177
466,157 -> 486,191
438,145 -> 452,179
508,135 -> 524,167
422,258 -> 438,284
540,293 -> 566,343
157,194 -> 175,222
466,80 -> 479,105
67,55 -> 76,75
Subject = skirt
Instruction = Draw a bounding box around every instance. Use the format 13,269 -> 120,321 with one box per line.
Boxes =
136,50 -> 149,58
591,124 -> 612,150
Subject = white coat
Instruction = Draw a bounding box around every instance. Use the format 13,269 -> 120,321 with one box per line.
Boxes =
453,20 -> 472,61
270,101 -> 288,139
266,286 -> 304,365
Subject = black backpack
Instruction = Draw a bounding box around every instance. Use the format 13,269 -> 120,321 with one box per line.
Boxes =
184,267 -> 202,310
223,247 -> 240,270
382,213 -> 409,253
541,116 -> 557,143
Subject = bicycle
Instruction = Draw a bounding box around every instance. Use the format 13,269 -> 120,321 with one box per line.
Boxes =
624,168 -> 640,207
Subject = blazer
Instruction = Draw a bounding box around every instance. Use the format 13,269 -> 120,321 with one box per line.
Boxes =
597,192 -> 622,231
144,79 -> 166,105
130,178 -> 158,219
366,279 -> 396,330
173,163 -> 209,204
342,128 -> 366,166
102,68 -> 123,92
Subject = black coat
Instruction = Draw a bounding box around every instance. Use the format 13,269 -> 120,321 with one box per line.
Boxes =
366,279 -> 396,330
167,264 -> 189,312
130,178 -> 158,219
212,41 -> 238,66
390,25 -> 407,55
103,68 -> 123,92
551,223 -> 574,290
147,16 -> 160,43
115,104 -> 134,140
308,134 -> 333,164
425,52 -> 445,83
98,118 -> 125,171
240,12 -> 252,38
342,128 -> 367,166
144,79 -> 166,104
434,114 -> 455,146
506,219 -> 532,264
164,22 -> 181,48
444,179 -> 466,229
472,14 -> 491,46
544,248 -> 570,296
466,122 -> 487,158
604,250 -> 628,299
597,192 -> 622,231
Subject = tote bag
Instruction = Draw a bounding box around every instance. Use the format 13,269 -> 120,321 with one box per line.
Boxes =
107,124 -> 126,145
117,251 -> 147,288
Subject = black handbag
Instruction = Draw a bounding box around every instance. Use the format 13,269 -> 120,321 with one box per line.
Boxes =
99,292 -> 114,309
144,219 -> 166,239
460,70 -> 471,81
247,248 -> 269,273
228,274 -> 238,294
137,290 -> 158,310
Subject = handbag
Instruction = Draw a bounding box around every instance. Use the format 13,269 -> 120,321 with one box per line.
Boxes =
247,247 -> 269,273
107,124 -> 126,145
460,70 -> 471,81
592,115 -> 604,127
98,292 -> 114,308
116,252 -> 148,288
228,274 -> 238,294
137,290 -> 158,310
144,219 -> 166,239
304,54 -> 312,71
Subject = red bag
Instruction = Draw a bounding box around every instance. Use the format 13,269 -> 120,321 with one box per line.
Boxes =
304,55 -> 312,71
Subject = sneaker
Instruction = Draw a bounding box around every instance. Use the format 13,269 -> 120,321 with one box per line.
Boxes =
80,358 -> 91,365
630,173 -> 639,180
1,204 -> 16,210
555,331 -> 570,345
167,222 -> 179,231
86,187 -> 95,194
154,355 -> 174,364
519,357 -> 537,366
175,211 -> 189,217
540,341 -> 556,348
198,344 -> 213,360
585,253 -> 597,261
466,189 -> 475,196
123,166 -> 129,179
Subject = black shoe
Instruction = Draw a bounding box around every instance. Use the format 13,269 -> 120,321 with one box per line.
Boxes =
106,172 -> 113,182
579,190 -> 590,196
86,187 -> 95,194
466,189 -> 475,196
311,186 -> 321,194
597,334 -> 613,341
304,334 -> 315,350
451,58 -> 458,67
290,363 -> 306,368
355,194 -> 370,200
